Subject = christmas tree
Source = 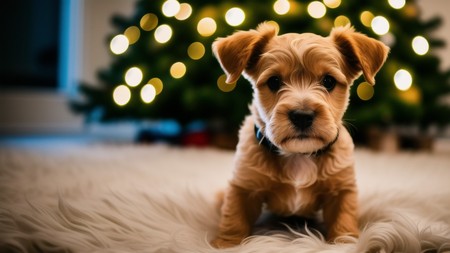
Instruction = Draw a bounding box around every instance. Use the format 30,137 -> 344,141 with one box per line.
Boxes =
73,0 -> 450,146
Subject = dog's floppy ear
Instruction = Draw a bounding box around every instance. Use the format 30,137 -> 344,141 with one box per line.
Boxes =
331,26 -> 389,85
212,23 -> 277,83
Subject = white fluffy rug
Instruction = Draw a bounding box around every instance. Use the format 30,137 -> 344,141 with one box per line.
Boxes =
0,141 -> 450,253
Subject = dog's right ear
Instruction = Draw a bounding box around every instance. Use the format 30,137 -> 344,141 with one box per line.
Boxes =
212,23 -> 277,84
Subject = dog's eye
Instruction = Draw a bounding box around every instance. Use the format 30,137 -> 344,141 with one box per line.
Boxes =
321,75 -> 336,91
267,76 -> 282,92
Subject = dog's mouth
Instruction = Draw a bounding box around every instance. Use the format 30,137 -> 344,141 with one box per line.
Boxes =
281,133 -> 324,144
279,130 -> 339,155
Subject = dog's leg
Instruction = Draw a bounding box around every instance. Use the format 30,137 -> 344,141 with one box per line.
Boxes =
211,184 -> 263,248
322,187 -> 359,242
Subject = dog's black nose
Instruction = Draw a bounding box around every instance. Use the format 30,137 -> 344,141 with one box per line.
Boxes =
288,110 -> 315,131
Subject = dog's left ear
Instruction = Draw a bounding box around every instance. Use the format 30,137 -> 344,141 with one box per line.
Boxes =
331,26 -> 389,85
212,23 -> 277,84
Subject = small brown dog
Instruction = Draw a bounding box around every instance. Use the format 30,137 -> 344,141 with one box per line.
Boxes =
211,23 -> 389,248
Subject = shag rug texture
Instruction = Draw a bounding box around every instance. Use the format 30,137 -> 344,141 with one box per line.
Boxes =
0,141 -> 450,253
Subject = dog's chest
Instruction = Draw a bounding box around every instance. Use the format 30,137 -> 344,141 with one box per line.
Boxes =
264,155 -> 320,216
265,182 -> 318,216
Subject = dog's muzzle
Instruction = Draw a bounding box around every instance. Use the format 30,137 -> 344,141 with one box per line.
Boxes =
254,124 -> 339,156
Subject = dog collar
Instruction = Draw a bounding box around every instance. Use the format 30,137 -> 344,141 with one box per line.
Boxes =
254,125 -> 280,153
254,124 -> 339,156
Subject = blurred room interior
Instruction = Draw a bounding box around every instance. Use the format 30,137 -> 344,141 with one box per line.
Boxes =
0,0 -> 449,153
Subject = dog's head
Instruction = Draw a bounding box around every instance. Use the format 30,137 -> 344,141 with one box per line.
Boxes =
213,23 -> 389,154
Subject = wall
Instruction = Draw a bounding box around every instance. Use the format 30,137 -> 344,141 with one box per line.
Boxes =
417,0 -> 450,70
0,90 -> 83,134
81,0 -> 137,85
0,0 -> 137,135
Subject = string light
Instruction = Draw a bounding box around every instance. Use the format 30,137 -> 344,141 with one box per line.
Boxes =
412,36 -> 429,55
323,0 -> 341,9
399,86 -> 421,104
357,82 -> 374,101
273,0 -> 290,15
380,32 -> 396,47
125,67 -> 143,87
360,11 -> 374,27
394,69 -> 412,91
334,15 -> 350,27
148,78 -> 163,95
124,26 -> 140,45
140,13 -> 158,31
403,4 -> 418,18
197,17 -> 217,37
113,85 -> 131,106
371,16 -> 390,35
266,20 -> 280,33
170,62 -> 186,78
307,1 -> 326,19
388,0 -> 406,9
154,24 -> 173,43
175,3 -> 192,20
217,74 -> 236,92
110,35 -> 129,55
141,84 -> 156,103
187,42 -> 205,60
162,0 -> 180,17
225,7 -> 245,27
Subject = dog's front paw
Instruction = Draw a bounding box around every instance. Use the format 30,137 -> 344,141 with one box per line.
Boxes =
210,237 -> 241,249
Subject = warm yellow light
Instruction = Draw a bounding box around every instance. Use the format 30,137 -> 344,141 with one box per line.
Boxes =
394,69 -> 412,91
399,85 -> 421,104
148,78 -> 163,95
187,42 -> 205,60
124,26 -> 140,45
175,3 -> 192,20
225,7 -> 245,27
154,24 -> 172,43
113,85 -> 131,106
273,0 -> 290,15
170,62 -> 186,79
197,17 -> 217,37
110,35 -> 129,55
125,67 -> 143,87
141,84 -> 156,103
307,1 -> 326,19
412,36 -> 429,55
334,15 -> 350,27
323,0 -> 341,9
266,21 -> 280,33
162,0 -> 180,17
388,0 -> 406,9
371,16 -> 390,35
360,11 -> 374,27
403,4 -> 418,18
217,74 -> 236,92
357,82 -> 374,101
140,13 -> 158,31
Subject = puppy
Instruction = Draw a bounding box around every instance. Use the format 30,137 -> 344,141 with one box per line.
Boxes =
210,23 -> 389,248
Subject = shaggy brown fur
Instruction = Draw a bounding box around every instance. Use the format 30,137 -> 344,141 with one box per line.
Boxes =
211,23 -> 389,248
